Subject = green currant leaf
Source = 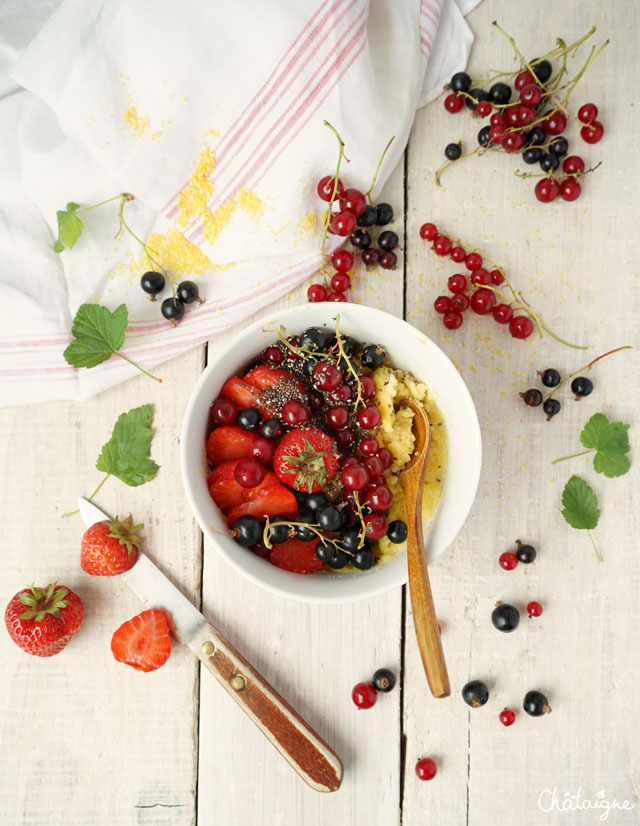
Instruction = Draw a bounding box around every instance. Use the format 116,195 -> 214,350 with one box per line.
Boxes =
96,404 -> 159,487
54,202 -> 84,251
63,304 -> 128,369
580,413 -> 630,478
561,475 -> 599,530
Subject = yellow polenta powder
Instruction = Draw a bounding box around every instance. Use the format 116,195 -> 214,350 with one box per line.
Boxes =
371,365 -> 447,561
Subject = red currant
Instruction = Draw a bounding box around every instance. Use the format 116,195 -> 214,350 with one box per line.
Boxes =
560,178 -> 581,202
340,463 -> 370,491
419,222 -> 438,241
450,245 -> 466,263
534,177 -> 560,203
263,345 -> 285,365
234,459 -> 265,488
359,375 -> 376,398
364,512 -> 388,540
357,405 -> 381,430
331,210 -> 357,236
450,293 -> 470,313
331,272 -> 351,293
333,430 -> 352,450
363,455 -> 384,476
506,106 -> 521,127
329,292 -> 347,302
308,390 -> 324,412
515,70 -> 535,90
249,437 -> 275,465
366,485 -> 393,510
326,405 -> 350,430
562,155 -> 585,175
307,283 -> 328,303
377,448 -> 393,469
499,708 -> 516,727
499,551 -> 518,570
379,251 -> 397,269
434,295 -> 451,314
527,601 -> 543,618
447,274 -> 467,294
331,249 -> 354,271
312,361 -> 342,391
211,397 -> 237,426
470,268 -> 490,286
433,235 -> 452,256
465,252 -> 482,271
352,682 -> 377,709
443,311 -> 463,330
359,437 -> 379,456
489,125 -> 506,144
489,269 -> 504,285
492,303 -> 513,324
476,100 -> 492,117
281,400 -> 309,425
503,131 -> 525,152
415,758 -> 437,781
577,102 -> 598,124
317,175 -> 343,202
329,384 -> 353,404
341,455 -> 359,468
543,111 -> 567,135
444,93 -> 464,113
520,83 -> 541,106
490,112 -> 506,127
509,315 -> 534,339
581,121 -> 604,144
518,105 -> 536,126
470,288 -> 495,315
339,188 -> 367,217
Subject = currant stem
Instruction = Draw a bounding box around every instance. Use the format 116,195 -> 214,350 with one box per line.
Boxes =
365,136 -> 396,203
115,352 -> 163,383
320,121 -> 348,277
552,448 -> 593,465
332,314 -> 364,411
77,194 -> 130,214
351,490 -> 367,549
545,345 -> 632,400
61,473 -> 110,518
117,197 -> 177,298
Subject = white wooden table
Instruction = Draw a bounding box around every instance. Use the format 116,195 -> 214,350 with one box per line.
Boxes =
2,2 -> 639,824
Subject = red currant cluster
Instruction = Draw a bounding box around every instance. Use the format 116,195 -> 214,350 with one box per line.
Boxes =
440,26 -> 607,203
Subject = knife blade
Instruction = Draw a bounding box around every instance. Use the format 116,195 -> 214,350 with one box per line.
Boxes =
78,498 -> 342,793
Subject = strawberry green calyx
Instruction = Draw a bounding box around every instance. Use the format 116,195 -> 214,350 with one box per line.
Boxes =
18,583 -> 69,622
281,439 -> 331,493
107,515 -> 144,557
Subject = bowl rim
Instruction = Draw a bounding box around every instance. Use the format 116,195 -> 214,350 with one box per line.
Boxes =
181,303 -> 482,603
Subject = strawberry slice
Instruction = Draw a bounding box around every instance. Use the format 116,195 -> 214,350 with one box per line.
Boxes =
221,366 -> 304,416
273,426 -> 339,493
208,459 -> 298,523
111,609 -> 172,672
270,538 -> 324,574
208,460 -> 245,511
206,426 -> 257,465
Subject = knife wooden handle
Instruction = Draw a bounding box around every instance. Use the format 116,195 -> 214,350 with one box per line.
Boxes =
188,623 -> 343,792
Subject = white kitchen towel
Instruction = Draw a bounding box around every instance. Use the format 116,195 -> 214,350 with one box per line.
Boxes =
0,0 -> 477,405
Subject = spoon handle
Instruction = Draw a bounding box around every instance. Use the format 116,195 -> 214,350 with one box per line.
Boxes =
403,482 -> 451,698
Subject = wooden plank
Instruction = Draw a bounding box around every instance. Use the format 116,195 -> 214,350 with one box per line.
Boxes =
196,163 -> 407,825
402,2 -> 640,824
0,348 -> 204,825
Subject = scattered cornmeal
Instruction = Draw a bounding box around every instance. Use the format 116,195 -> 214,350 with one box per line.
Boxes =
371,364 -> 447,561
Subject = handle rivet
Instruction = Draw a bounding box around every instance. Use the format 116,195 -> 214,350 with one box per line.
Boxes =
201,641 -> 215,656
230,674 -> 246,691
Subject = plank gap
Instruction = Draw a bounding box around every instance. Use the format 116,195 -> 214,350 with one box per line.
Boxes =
398,584 -> 407,818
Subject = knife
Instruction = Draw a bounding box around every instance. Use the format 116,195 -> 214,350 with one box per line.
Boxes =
78,498 -> 343,793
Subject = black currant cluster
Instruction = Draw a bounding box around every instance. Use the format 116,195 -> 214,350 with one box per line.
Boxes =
140,270 -> 204,327
350,202 -> 399,271
462,680 -> 551,718
520,366 -> 593,421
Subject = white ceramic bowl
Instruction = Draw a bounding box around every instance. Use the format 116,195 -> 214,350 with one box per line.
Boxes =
181,304 -> 481,603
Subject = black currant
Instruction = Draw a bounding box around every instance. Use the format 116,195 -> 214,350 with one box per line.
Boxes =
387,520 -> 408,544
230,515 -> 263,547
375,203 -> 394,225
523,147 -> 543,165
357,205 -> 377,227
295,511 -> 317,542
548,136 -> 568,157
524,126 -> 546,147
305,491 -> 329,513
299,327 -> 326,352
491,603 -> 520,633
543,398 -> 561,420
161,297 -> 185,325
516,541 -> 537,563
530,59 -> 552,84
523,689 -> 552,716
445,142 -> 462,161
361,248 -> 380,267
325,546 -> 350,569
237,408 -> 260,431
315,539 -> 337,562
477,125 -> 492,147
466,88 -> 489,111
571,376 -> 593,397
259,418 -> 284,440
327,334 -> 356,355
378,231 -> 398,251
450,71 -> 471,93
372,667 -> 396,692
340,525 -> 364,551
540,368 -> 561,388
360,343 -> 386,369
462,680 -> 489,708
352,547 -> 375,570
176,280 -> 202,304
539,152 -> 560,173
268,517 -> 291,545
140,270 -> 166,300
489,82 -> 512,105
303,357 -> 319,379
350,229 -> 371,249
317,505 -> 343,532
520,388 -> 543,407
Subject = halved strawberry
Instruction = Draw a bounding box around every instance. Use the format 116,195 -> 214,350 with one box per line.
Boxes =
219,376 -> 258,410
111,609 -> 172,672
208,460 -> 245,511
270,538 -> 324,574
273,427 -> 339,493
206,426 -> 257,465
221,366 -> 304,416
227,473 -> 298,524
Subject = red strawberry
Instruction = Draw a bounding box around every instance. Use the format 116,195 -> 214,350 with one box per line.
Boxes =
270,538 -> 324,574
5,583 -> 84,657
111,609 -> 172,672
208,459 -> 298,522
206,426 -> 257,465
80,515 -> 142,576
273,427 -> 339,493
221,366 -> 304,416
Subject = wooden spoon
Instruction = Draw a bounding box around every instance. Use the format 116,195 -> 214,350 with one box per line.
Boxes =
397,399 -> 450,698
